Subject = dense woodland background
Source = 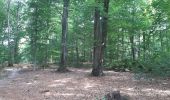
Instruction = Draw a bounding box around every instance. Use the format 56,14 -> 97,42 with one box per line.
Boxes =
0,0 -> 170,77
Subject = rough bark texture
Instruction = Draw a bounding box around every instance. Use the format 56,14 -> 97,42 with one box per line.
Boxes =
130,35 -> 135,61
7,0 -> 13,67
102,0 -> 109,47
32,5 -> 38,70
43,0 -> 51,68
14,1 -> 21,64
143,31 -> 146,61
92,2 -> 103,76
92,0 -> 109,76
75,39 -> 79,66
58,0 -> 69,72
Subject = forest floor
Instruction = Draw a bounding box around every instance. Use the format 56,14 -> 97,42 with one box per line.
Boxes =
0,64 -> 170,100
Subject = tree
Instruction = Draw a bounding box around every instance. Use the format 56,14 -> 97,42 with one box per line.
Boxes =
26,0 -> 54,69
0,0 -> 23,66
58,0 -> 70,72
0,0 -> 7,66
6,0 -> 13,66
92,0 -> 110,76
13,1 -> 22,64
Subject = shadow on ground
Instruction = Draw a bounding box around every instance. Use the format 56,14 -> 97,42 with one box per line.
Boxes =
0,67 -> 170,100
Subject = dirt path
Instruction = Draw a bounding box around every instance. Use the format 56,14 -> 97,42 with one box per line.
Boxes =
0,67 -> 170,100
0,68 -> 21,87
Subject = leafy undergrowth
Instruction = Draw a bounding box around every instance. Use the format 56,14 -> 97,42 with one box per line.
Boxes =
0,66 -> 170,100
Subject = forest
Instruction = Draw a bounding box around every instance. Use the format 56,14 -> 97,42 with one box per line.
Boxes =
0,0 -> 170,100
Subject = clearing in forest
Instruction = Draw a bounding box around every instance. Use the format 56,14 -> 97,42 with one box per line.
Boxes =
0,66 -> 170,100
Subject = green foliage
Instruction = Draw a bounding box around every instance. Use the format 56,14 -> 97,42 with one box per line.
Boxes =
0,0 -> 5,21
137,52 -> 170,77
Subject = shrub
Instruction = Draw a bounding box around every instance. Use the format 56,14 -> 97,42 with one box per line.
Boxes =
135,52 -> 170,77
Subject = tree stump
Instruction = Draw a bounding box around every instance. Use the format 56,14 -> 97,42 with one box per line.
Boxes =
105,91 -> 130,100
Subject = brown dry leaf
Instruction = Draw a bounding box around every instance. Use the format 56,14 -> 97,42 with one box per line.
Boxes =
0,67 -> 170,100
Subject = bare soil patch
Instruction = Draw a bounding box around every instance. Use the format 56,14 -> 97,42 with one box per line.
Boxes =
0,67 -> 170,100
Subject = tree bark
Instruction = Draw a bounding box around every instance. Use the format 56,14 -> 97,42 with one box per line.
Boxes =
160,31 -> 163,52
137,32 -> 141,59
143,31 -> 146,61
44,0 -> 51,68
130,34 -> 135,61
58,0 -> 70,72
102,0 -> 110,65
92,0 -> 109,76
30,4 -> 38,70
75,39 -> 79,66
121,31 -> 124,60
14,1 -> 21,64
7,0 -> 13,67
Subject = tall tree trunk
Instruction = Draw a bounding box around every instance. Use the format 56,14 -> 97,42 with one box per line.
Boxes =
44,32 -> 49,68
31,5 -> 38,70
160,31 -> 163,52
130,34 -> 135,61
92,0 -> 109,76
147,30 -> 152,55
102,0 -> 109,66
75,39 -> 79,66
14,1 -> 21,64
7,0 -> 13,67
143,31 -> 146,61
44,0 -> 51,67
121,31 -> 124,61
137,32 -> 141,59
83,33 -> 86,61
116,34 -> 120,61
92,3 -> 102,76
58,0 -> 70,72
